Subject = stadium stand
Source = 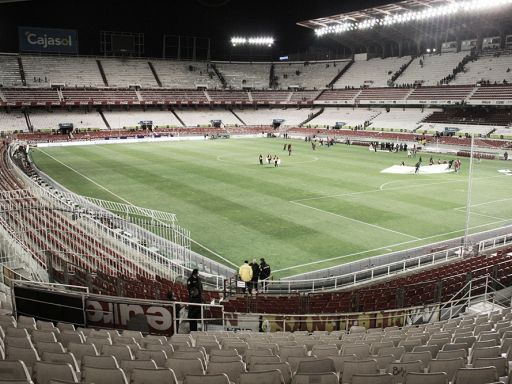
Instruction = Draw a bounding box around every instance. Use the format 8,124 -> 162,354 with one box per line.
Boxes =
234,107 -> 318,127
250,90 -> 291,103
139,89 -> 209,104
369,108 -> 439,132
451,50 -> 512,86
61,88 -> 139,104
406,86 -> 474,103
273,60 -> 350,90
316,89 -> 361,104
28,109 -> 107,131
305,107 -> 382,129
0,54 -> 23,87
100,58 -> 158,88
0,110 -> 28,132
2,88 -> 60,105
214,62 -> 270,89
1,303 -> 512,384
102,109 -> 183,129
356,88 -> 412,103
21,55 -> 105,88
469,85 -> 512,103
396,52 -> 468,86
173,109 -> 240,127
151,60 -> 223,89
334,56 -> 411,88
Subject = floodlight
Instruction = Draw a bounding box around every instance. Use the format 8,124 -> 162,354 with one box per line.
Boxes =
426,48 -> 431,53
231,36 -> 274,46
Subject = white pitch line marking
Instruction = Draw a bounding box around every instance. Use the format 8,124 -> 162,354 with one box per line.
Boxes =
454,197 -> 512,211
290,200 -> 421,240
36,149 -> 240,268
452,208 -> 508,221
38,149 -> 133,206
275,218 -> 510,273
292,175 -> 502,203
379,180 -> 400,191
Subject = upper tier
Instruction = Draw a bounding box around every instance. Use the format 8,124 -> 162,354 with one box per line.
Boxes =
1,50 -> 510,91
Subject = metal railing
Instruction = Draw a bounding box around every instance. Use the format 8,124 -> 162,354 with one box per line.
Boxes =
256,246 -> 462,293
223,274 -> 512,332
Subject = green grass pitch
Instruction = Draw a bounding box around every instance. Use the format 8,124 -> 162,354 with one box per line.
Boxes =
31,138 -> 512,278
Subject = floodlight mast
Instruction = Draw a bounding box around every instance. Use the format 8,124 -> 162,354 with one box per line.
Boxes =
463,133 -> 475,253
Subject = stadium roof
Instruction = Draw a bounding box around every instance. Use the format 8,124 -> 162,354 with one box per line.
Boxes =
298,0 -> 512,37
298,0 -> 450,28
297,0 -> 512,51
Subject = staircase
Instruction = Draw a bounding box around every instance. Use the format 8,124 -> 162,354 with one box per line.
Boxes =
23,110 -> 32,132
211,63 -> 227,88
285,91 -> 293,103
299,107 -> 324,127
0,89 -> 6,103
170,108 -> 186,127
314,89 -> 326,101
464,86 -> 479,103
96,60 -> 109,86
99,110 -> 111,129
148,61 -> 162,87
390,56 -> 415,86
229,109 -> 246,125
247,91 -> 253,103
17,57 -> 26,86
269,63 -> 276,89
204,90 -> 212,102
326,60 -> 354,88
56,88 -> 64,102
135,89 -> 143,102
447,52 -> 476,85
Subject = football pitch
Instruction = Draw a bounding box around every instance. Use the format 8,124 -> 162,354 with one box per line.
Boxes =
30,138 -> 512,278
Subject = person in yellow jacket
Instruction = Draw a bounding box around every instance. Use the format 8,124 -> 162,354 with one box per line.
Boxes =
239,260 -> 253,294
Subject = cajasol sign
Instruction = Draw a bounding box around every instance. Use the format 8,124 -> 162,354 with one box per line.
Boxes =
18,26 -> 78,53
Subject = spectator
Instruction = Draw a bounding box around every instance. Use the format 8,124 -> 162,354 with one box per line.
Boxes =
250,259 -> 260,294
259,258 -> 271,292
238,260 -> 253,294
187,268 -> 203,332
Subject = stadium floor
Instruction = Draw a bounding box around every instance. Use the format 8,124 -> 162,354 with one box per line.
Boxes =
31,138 -> 512,278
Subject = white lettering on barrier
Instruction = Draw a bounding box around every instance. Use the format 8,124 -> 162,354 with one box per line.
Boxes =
86,300 -> 173,332
120,304 -> 145,326
146,306 -> 173,330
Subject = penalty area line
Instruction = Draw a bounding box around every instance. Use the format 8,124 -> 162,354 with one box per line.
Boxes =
277,218 -> 509,274
290,201 -> 421,240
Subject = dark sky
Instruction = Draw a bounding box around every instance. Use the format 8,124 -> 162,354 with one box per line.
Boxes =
0,0 -> 391,58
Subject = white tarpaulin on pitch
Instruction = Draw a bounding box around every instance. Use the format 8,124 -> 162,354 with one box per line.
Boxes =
381,164 -> 454,174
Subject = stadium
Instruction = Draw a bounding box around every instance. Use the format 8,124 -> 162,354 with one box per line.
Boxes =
1,0 -> 512,382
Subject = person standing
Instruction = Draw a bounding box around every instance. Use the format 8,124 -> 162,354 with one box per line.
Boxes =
259,154 -> 263,165
415,161 -> 421,174
187,269 -> 203,332
259,258 -> 271,292
250,259 -> 260,295
239,260 -> 253,294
